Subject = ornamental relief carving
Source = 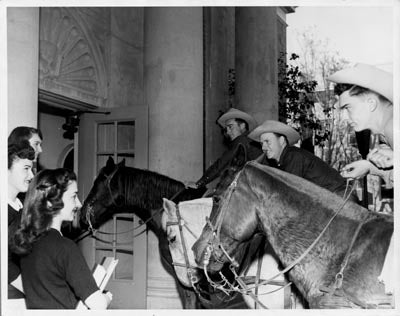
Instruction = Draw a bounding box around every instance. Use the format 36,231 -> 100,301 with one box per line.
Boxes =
39,7 -> 107,106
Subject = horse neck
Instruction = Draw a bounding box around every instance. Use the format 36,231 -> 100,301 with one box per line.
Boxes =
116,167 -> 184,232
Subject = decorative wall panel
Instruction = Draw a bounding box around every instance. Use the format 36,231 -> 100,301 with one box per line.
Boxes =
39,7 -> 108,107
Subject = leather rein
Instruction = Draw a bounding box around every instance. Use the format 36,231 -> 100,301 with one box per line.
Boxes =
201,165 -> 366,308
75,165 -> 187,243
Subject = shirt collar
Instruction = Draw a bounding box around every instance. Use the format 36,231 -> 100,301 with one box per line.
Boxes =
8,197 -> 23,211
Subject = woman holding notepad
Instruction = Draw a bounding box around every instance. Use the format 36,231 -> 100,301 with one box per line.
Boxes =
12,168 -> 113,309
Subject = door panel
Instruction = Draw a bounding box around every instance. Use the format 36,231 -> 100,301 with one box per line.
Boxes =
77,106 -> 148,309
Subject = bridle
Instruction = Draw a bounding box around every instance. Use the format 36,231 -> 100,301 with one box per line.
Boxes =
165,203 -> 201,295
201,162 -> 366,308
76,165 -> 187,243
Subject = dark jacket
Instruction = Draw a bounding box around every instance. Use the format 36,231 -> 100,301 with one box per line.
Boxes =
276,145 -> 347,195
197,133 -> 263,186
8,204 -> 24,299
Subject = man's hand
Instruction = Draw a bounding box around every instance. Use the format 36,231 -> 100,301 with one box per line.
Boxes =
367,145 -> 393,169
184,181 -> 198,189
341,160 -> 373,179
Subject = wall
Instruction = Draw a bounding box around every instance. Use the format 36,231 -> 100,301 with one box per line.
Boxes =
38,113 -> 73,169
7,7 -> 39,134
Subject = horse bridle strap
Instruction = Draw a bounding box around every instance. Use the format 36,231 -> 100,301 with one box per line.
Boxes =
85,184 -> 188,238
205,172 -> 359,294
165,203 -> 201,293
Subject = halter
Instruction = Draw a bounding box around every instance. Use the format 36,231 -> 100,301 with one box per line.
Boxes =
202,163 -> 367,308
165,203 -> 201,294
104,164 -> 124,208
78,176 -> 190,245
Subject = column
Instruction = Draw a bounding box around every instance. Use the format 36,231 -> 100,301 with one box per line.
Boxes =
144,7 -> 203,182
235,7 -> 278,124
144,7 -> 203,309
7,7 -> 40,134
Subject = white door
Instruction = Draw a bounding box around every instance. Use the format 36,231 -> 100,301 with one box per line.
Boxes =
77,106 -> 148,309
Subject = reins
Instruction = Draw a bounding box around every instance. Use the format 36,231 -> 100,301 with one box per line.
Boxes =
202,164 -> 362,308
74,167 -> 189,242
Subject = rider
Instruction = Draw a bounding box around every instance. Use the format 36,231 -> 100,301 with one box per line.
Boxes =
327,63 -> 393,188
195,108 -> 262,190
248,120 -> 356,201
327,63 -> 394,295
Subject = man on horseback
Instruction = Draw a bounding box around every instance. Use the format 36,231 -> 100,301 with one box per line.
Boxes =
328,63 -> 394,296
248,120 -> 357,201
328,63 -> 393,189
195,108 -> 262,190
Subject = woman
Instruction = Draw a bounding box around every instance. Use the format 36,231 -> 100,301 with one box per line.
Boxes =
12,168 -> 112,309
8,126 -> 43,161
8,141 -> 35,301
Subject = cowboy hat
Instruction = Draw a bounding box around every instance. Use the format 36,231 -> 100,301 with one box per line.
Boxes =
327,63 -> 393,102
248,120 -> 300,145
217,108 -> 258,131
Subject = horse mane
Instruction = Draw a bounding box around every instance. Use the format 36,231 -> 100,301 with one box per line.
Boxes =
243,161 -> 380,222
118,166 -> 185,210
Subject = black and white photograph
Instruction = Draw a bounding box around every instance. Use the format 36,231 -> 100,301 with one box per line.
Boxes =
1,0 -> 399,314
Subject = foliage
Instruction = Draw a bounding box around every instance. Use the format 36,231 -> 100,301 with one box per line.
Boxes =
278,52 -> 326,145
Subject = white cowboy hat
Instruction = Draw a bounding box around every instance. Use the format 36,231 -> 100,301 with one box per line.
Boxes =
327,63 -> 393,102
248,120 -> 300,145
217,108 -> 258,131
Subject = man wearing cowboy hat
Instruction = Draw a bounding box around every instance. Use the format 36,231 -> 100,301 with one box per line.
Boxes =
328,64 -> 394,295
195,108 -> 262,188
248,120 -> 353,198
328,63 -> 393,187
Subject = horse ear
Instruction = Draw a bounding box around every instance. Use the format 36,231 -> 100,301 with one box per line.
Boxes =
162,198 -> 176,216
118,158 -> 126,167
106,156 -> 115,169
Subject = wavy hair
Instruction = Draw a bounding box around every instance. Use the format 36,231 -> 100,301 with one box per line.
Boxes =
12,168 -> 77,255
334,83 -> 391,104
8,126 -> 43,145
8,141 -> 35,169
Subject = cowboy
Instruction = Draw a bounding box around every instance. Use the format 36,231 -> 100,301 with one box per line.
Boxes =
327,64 -> 393,187
328,63 -> 394,295
248,120 -> 355,200
195,108 -> 262,188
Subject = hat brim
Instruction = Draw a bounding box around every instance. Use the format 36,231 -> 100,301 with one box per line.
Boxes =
248,120 -> 300,145
327,63 -> 393,102
217,109 -> 257,131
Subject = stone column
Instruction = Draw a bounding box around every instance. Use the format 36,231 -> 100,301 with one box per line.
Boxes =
7,7 -> 40,134
144,7 -> 203,309
235,7 -> 278,124
144,7 -> 203,182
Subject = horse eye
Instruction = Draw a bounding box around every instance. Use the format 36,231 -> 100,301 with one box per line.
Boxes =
169,236 -> 176,244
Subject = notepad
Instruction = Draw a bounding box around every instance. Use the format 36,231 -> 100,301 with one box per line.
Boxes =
76,257 -> 119,309
93,257 -> 119,291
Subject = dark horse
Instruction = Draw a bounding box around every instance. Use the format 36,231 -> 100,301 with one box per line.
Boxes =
78,157 -> 206,308
193,162 -> 393,309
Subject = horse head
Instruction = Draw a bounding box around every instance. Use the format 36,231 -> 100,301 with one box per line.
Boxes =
162,198 -> 213,287
80,157 -> 126,229
192,165 -> 260,273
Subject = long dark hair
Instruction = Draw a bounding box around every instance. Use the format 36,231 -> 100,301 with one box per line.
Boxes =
12,168 -> 77,255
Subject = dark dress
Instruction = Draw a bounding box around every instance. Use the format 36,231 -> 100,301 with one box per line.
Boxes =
8,204 -> 24,299
197,133 -> 263,186
20,228 -> 99,309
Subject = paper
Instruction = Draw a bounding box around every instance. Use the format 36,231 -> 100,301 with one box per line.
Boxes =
76,257 -> 119,309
